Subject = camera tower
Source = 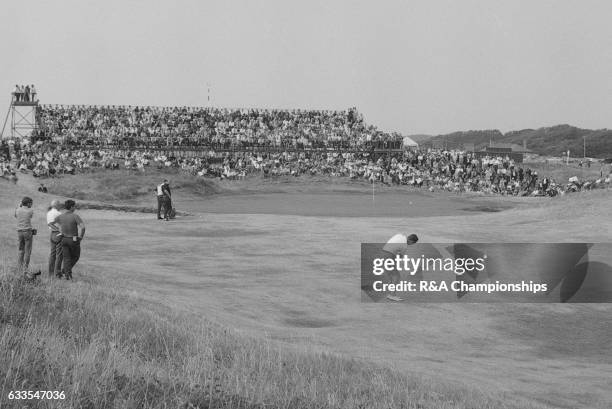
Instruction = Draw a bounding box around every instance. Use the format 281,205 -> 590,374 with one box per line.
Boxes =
1,90 -> 40,142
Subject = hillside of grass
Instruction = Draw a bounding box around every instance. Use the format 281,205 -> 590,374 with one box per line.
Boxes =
523,161 -> 604,183
41,168 -> 222,203
418,125 -> 612,158
37,169 -> 447,206
0,270 -> 553,409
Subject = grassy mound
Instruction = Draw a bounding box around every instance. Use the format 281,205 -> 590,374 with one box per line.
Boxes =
0,271 -> 547,409
43,168 -> 221,202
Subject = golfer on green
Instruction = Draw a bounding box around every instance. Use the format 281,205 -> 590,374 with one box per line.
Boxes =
382,233 -> 419,301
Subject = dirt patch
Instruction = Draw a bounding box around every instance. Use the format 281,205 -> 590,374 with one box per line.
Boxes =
283,317 -> 336,328
461,205 -> 507,213
179,229 -> 268,238
78,202 -> 191,216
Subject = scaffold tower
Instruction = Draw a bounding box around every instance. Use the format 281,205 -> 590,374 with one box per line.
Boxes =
1,90 -> 39,140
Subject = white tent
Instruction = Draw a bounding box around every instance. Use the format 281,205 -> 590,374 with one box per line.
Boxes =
402,136 -> 419,149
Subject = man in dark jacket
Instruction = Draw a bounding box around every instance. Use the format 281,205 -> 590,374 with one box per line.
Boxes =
54,200 -> 85,280
161,181 -> 172,220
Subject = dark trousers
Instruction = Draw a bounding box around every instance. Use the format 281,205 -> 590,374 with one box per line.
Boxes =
49,231 -> 63,276
61,237 -> 81,278
162,197 -> 172,219
17,230 -> 33,272
157,196 -> 163,218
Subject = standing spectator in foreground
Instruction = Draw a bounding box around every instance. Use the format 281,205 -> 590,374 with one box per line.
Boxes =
15,196 -> 35,275
55,200 -> 85,280
47,200 -> 63,278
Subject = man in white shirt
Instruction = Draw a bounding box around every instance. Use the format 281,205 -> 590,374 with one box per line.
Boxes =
47,200 -> 63,277
382,233 -> 419,301
156,181 -> 164,219
14,85 -> 22,102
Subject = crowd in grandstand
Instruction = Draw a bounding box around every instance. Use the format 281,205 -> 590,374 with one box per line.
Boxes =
37,105 -> 401,150
1,137 -> 609,197
0,104 -> 609,196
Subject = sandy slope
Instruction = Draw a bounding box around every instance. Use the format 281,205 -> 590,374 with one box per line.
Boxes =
1,174 -> 611,409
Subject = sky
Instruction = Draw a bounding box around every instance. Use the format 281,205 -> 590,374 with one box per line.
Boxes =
1,0 -> 611,135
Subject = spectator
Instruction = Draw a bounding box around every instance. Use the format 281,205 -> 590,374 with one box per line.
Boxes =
14,85 -> 22,102
161,180 -> 172,221
55,199 -> 85,280
47,199 -> 63,278
15,196 -> 35,275
156,179 -> 168,220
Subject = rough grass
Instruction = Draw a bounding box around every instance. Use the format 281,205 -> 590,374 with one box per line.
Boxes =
522,188 -> 611,221
42,168 -> 221,202
0,268 -> 550,409
525,161 -> 606,183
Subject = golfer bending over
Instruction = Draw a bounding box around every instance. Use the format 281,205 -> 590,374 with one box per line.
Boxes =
382,233 -> 419,301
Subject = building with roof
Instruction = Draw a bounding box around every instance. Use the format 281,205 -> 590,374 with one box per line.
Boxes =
473,142 -> 532,163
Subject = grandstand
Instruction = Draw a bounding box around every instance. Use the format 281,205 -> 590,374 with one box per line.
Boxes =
31,103 -> 403,152
1,86 -> 410,153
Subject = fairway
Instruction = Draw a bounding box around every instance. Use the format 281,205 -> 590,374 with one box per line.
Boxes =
5,179 -> 607,409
